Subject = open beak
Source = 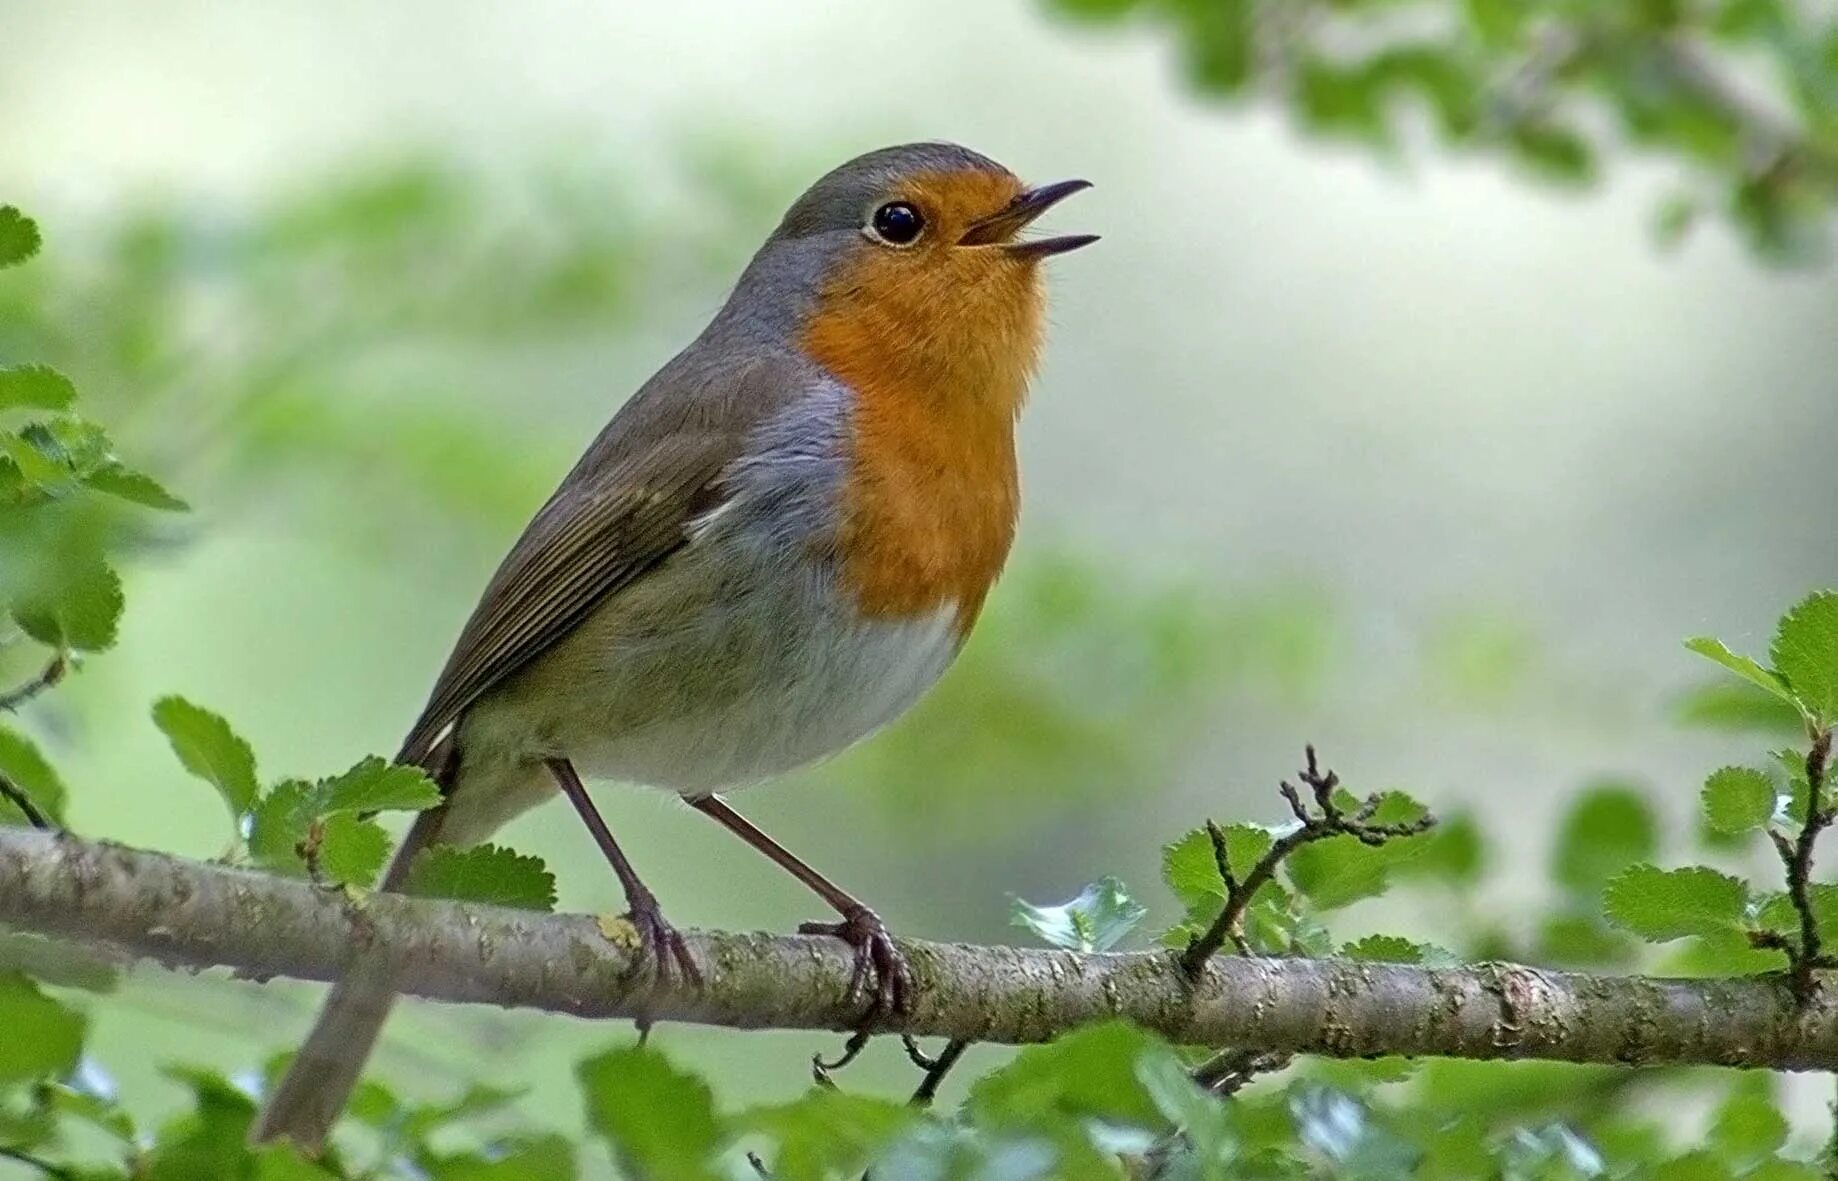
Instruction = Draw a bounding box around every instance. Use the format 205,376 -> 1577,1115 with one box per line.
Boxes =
959,178 -> 1098,259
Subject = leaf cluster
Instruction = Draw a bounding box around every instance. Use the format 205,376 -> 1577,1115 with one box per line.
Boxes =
1047,0 -> 1838,261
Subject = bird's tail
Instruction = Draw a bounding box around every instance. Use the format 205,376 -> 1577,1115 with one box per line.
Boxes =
250,798 -> 447,1152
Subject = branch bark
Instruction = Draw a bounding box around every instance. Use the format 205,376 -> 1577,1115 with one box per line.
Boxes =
6,829 -> 1838,1071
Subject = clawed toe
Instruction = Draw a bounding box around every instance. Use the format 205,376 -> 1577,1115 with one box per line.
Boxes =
625,896 -> 702,992
608,894 -> 702,1039
800,905 -> 912,1023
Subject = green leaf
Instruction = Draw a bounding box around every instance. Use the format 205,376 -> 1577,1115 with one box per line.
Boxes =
397,1081 -> 527,1139
1011,877 -> 1147,952
1651,1150 -> 1733,1181
1685,636 -> 1796,705
1340,934 -> 1452,964
421,1136 -> 576,1180
247,781 -> 314,872
1747,1161 -> 1823,1181
968,1020 -> 1171,1131
1553,782 -> 1657,893
578,1044 -> 721,1181
14,557 -> 123,652
0,365 -> 77,413
740,1090 -> 917,1181
1,418 -> 112,494
1604,864 -> 1748,942
315,814 -> 391,888
1709,1076 -> 1787,1163
0,972 -> 85,1083
405,844 -> 556,911
1163,823 -> 1272,907
1050,0 -> 1143,18
1536,912 -> 1635,968
1771,591 -> 1838,724
1392,812 -> 1485,886
253,1144 -> 342,1180
83,461 -> 188,511
1701,766 -> 1777,836
152,697 -> 261,821
246,788 -> 392,888
1135,1050 -> 1233,1165
1287,829 -> 1420,911
144,1067 -> 258,1181
0,207 -> 38,267
315,756 -> 440,815
1755,886 -> 1838,949
1510,122 -> 1597,183
1666,927 -> 1786,978
0,723 -> 68,826
40,1080 -> 137,1144
1675,680 -> 1804,735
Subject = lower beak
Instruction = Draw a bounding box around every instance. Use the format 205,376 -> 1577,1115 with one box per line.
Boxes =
959,179 -> 1097,258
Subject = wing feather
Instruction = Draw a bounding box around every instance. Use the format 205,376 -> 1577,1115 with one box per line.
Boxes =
396,355 -> 807,767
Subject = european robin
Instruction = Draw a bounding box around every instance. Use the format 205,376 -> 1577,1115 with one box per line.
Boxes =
253,141 -> 1094,1150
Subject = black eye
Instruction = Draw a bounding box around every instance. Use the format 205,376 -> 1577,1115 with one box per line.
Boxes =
870,201 -> 924,246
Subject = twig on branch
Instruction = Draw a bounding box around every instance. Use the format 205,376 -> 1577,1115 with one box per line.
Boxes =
1758,727 -> 1837,999
1180,747 -> 1436,973
6,832 -> 1838,1073
0,775 -> 52,832
0,653 -> 66,714
1191,1047 -> 1290,1100
902,1036 -> 970,1108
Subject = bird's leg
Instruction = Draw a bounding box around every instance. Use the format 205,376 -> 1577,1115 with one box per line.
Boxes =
547,760 -> 700,1005
688,795 -> 913,1033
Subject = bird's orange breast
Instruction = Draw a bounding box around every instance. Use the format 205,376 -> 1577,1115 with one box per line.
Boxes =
799,239 -> 1042,638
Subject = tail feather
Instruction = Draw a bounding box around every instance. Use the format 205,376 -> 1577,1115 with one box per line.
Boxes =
251,799 -> 447,1151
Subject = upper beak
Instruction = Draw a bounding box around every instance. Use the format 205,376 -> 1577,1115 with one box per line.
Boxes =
959,178 -> 1098,259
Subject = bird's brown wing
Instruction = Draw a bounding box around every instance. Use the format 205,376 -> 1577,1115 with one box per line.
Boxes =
396,355 -> 801,768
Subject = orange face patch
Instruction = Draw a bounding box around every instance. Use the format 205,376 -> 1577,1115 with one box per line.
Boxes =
799,168 -> 1050,636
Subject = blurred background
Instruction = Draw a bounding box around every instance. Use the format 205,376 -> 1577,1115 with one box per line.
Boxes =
4,0 -> 1836,1160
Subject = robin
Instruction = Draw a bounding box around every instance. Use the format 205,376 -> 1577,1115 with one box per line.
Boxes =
253,141 -> 1094,1150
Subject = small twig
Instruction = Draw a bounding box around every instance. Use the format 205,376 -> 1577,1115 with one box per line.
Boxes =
747,1150 -> 772,1178
297,819 -> 327,887
0,653 -> 66,713
0,774 -> 52,831
1191,1047 -> 1290,1099
1770,728 -> 1836,1000
1181,746 -> 1436,975
902,1037 -> 969,1108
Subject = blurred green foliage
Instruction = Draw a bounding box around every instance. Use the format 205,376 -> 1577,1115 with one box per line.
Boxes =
1045,0 -> 1838,261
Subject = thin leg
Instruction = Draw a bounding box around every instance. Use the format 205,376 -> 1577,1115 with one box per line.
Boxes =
689,794 -> 912,1024
548,759 -> 700,997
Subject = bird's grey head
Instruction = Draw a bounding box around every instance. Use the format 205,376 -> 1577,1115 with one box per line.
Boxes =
709,141 -> 1093,347
771,141 -> 1015,242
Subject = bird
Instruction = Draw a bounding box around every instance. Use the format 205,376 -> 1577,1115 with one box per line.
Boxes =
252,140 -> 1094,1151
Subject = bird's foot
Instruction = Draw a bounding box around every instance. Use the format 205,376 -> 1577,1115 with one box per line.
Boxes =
800,904 -> 912,1023
625,888 -> 702,991
600,888 -> 700,1039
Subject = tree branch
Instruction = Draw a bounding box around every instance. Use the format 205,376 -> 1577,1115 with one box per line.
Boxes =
6,830 -> 1838,1071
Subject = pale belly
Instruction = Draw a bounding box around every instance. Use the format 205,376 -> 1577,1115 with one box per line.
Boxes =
440,541 -> 963,843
